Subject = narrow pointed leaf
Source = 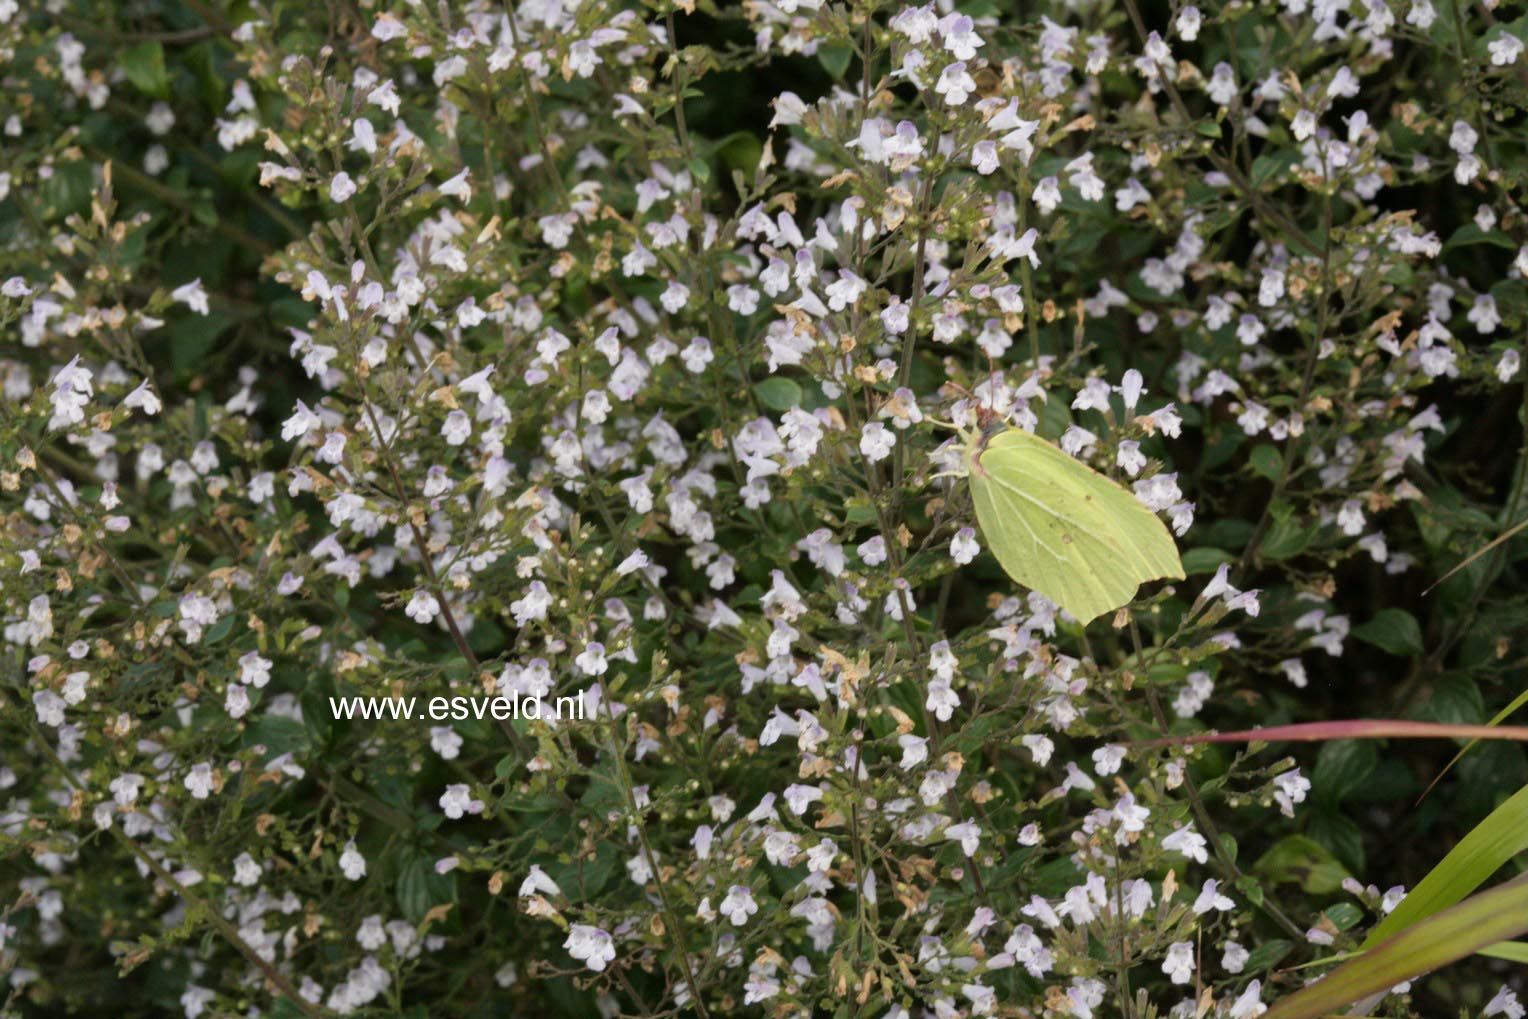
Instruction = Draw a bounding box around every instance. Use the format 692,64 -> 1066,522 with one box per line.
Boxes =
1263,874 -> 1528,1019
1422,516 -> 1528,595
1361,783 -> 1528,949
1140,719 -> 1528,746
1480,941 -> 1528,963
1419,686 -> 1528,802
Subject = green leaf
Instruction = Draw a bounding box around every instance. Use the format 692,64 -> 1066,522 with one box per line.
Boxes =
1260,511 -> 1317,561
817,44 -> 852,79
1323,901 -> 1364,931
687,156 -> 710,184
397,853 -> 456,924
1243,939 -> 1293,972
1312,740 -> 1378,806
1415,673 -> 1484,726
715,130 -> 763,178
1180,547 -> 1233,575
1362,783 -> 1528,949
166,311 -> 238,376
1251,150 -> 1301,188
753,376 -> 803,411
204,615 -> 236,645
1351,608 -> 1423,657
1480,941 -> 1528,963
121,41 -> 170,99
1253,835 -> 1350,895
1265,874 -> 1528,1019
1443,223 -> 1517,252
1307,810 -> 1366,874
1249,443 -> 1283,482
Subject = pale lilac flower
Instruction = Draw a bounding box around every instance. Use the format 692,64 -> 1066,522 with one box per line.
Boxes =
564,925 -> 615,971
172,279 -> 210,314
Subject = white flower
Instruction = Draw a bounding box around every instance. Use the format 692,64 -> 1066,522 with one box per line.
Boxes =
681,337 -> 714,373
239,651 -> 272,687
1117,441 -> 1146,476
1175,5 -> 1201,39
616,550 -> 650,576
184,762 -> 216,799
232,853 -> 262,886
1229,980 -> 1267,1019
439,168 -> 472,201
1162,824 -> 1208,863
329,171 -> 357,203
406,589 -> 441,623
1193,878 -> 1235,914
339,841 -> 367,880
1162,941 -> 1195,984
564,924 -> 616,971
225,683 -> 250,719
1407,0 -> 1436,27
171,279 -> 210,315
1485,987 -> 1525,1019
372,14 -> 407,40
935,61 -> 978,105
511,582 -> 551,625
49,356 -> 95,430
281,399 -> 322,441
898,734 -> 928,769
575,642 -> 608,676
439,783 -> 482,820
430,726 -> 463,760
441,409 -> 472,445
1133,473 -> 1182,512
110,773 -> 145,806
178,593 -> 220,642
946,821 -> 982,856
860,422 -> 896,463
1092,745 -> 1125,775
34,689 -> 66,727
1273,768 -> 1311,817
520,864 -> 562,899
122,379 -> 161,415
950,527 -> 980,564
720,885 -> 759,925
971,140 -> 1000,174
1488,33 -> 1524,66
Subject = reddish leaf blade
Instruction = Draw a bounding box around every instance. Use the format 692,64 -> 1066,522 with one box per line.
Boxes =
1139,719 -> 1528,747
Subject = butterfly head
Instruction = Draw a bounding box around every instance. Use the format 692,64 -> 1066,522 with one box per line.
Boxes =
958,423 -> 997,479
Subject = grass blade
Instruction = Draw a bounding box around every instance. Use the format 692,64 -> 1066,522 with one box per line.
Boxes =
1140,719 -> 1528,746
1263,874 -> 1528,1019
1361,782 -> 1528,949
1480,942 -> 1528,963
1418,686 -> 1528,803
1422,516 -> 1528,595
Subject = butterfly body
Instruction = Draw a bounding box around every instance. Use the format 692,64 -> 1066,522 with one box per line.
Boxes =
961,426 -> 1185,623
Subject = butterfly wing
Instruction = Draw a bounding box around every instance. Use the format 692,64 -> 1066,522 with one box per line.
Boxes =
969,429 -> 1185,623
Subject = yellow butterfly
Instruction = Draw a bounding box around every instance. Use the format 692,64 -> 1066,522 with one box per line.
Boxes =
960,424 -> 1185,623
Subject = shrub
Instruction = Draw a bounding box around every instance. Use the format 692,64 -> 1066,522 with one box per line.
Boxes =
2,1 -> 1527,1017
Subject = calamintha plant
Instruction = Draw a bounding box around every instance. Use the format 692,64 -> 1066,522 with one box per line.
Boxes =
3,1 -> 1528,1017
